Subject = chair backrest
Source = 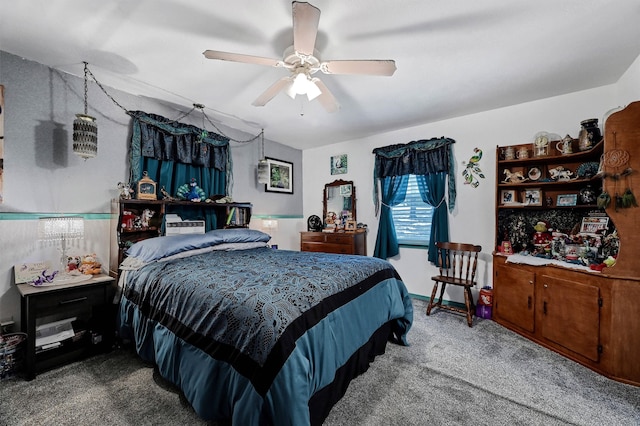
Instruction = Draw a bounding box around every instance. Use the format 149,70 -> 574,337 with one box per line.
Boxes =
435,242 -> 482,283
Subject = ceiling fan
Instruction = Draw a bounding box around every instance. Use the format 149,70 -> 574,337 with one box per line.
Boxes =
203,1 -> 396,113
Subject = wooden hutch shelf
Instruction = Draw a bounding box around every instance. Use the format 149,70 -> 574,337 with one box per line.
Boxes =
492,102 -> 640,387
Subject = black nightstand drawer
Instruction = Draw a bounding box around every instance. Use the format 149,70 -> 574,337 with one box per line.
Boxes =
31,285 -> 105,313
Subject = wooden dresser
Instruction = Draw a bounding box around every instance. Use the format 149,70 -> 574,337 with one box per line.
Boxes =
300,230 -> 367,255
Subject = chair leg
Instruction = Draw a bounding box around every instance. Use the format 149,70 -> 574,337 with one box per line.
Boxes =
437,283 -> 447,308
426,281 -> 439,315
463,286 -> 474,327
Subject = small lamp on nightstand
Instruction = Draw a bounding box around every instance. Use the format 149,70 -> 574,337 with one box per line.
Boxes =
262,219 -> 279,248
38,216 -> 84,282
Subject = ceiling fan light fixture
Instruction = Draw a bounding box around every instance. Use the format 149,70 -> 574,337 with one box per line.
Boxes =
284,80 -> 297,99
292,72 -> 309,95
306,79 -> 322,101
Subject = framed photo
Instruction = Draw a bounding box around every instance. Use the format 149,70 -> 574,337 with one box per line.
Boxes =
523,188 -> 542,206
500,189 -> 517,205
557,193 -> 577,207
265,157 -> 293,194
579,216 -> 609,235
331,154 -> 347,175
345,220 -> 357,232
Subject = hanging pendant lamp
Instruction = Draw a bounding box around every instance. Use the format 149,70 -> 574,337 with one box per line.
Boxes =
257,130 -> 269,184
73,62 -> 98,160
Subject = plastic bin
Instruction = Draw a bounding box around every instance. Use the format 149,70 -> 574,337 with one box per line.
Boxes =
0,332 -> 27,380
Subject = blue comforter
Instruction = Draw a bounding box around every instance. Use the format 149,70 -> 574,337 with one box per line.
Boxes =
118,242 -> 412,425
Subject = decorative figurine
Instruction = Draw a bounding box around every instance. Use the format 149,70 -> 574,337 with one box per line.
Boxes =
176,178 -> 206,202
533,221 -> 552,251
160,186 -> 176,201
503,169 -> 527,183
140,209 -> 154,228
549,166 -> 573,181
117,182 -> 134,199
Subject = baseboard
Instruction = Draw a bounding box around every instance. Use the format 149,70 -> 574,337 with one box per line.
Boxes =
409,294 -> 466,310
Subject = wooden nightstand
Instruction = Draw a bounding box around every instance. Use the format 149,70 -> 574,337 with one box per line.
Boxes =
16,274 -> 116,380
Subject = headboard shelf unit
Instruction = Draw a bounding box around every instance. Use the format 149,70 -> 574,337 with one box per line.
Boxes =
115,199 -> 252,265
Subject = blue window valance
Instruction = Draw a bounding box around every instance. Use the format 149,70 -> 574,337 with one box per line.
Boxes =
373,137 -> 456,213
128,110 -> 231,184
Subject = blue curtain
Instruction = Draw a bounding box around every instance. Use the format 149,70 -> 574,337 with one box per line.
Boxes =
128,111 -> 230,231
416,173 -> 449,263
373,175 -> 408,259
372,137 -> 456,261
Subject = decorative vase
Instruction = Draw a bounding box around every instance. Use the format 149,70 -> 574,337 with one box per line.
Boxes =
578,118 -> 601,151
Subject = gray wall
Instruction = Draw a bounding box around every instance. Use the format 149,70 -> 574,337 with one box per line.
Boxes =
0,50 -> 302,215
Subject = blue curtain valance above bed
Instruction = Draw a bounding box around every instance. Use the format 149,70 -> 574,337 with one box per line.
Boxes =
128,110 -> 231,183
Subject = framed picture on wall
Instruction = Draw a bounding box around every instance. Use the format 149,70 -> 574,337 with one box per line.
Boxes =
265,157 -> 293,194
330,154 -> 347,175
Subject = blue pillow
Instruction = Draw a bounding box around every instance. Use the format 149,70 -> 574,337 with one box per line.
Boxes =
127,228 -> 271,262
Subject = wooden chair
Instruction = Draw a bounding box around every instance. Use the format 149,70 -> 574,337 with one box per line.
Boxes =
426,242 -> 482,327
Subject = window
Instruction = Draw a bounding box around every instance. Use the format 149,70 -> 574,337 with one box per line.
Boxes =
391,175 -> 434,246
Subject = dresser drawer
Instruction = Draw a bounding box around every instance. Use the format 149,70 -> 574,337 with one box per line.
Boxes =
324,234 -> 353,245
301,242 -> 352,254
31,285 -> 105,312
301,233 -> 327,243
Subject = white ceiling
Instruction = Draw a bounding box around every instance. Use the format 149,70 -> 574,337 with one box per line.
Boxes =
2,1 -> 639,150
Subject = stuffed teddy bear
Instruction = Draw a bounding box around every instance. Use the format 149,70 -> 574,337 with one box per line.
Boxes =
78,254 -> 102,275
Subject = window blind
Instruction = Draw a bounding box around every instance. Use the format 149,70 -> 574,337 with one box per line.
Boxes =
391,175 -> 434,246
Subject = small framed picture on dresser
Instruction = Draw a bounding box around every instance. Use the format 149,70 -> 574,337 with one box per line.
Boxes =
345,220 -> 357,232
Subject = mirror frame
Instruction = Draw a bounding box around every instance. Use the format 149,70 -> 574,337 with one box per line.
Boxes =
323,179 -> 356,226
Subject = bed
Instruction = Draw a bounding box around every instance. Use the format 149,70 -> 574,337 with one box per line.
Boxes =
116,228 -> 413,425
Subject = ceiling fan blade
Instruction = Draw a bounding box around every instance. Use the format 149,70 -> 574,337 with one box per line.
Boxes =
203,50 -> 282,67
252,77 -> 292,107
312,78 -> 340,113
292,1 -> 320,56
320,60 -> 397,76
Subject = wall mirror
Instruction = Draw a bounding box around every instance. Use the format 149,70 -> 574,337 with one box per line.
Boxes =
323,179 -> 356,226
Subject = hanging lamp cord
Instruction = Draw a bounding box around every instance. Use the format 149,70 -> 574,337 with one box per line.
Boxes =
82,61 -> 89,115
82,62 -> 262,144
